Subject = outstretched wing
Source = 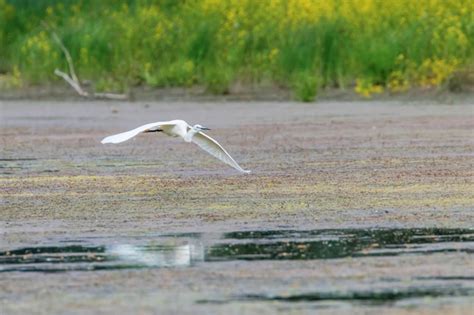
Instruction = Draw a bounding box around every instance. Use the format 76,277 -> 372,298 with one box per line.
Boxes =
192,132 -> 250,173
101,121 -> 174,144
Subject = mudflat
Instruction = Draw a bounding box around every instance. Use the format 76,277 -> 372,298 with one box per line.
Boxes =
1,100 -> 473,314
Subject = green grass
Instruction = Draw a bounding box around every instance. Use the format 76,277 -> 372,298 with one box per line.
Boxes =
1,0 -> 473,100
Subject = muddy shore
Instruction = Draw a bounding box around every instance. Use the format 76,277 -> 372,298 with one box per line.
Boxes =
1,99 -> 473,314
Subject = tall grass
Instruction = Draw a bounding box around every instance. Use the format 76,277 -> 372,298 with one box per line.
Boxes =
1,0 -> 473,100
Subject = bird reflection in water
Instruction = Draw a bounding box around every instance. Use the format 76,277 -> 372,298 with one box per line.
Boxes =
107,243 -> 205,268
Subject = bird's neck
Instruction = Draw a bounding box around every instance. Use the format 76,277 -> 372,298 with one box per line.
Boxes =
184,128 -> 198,142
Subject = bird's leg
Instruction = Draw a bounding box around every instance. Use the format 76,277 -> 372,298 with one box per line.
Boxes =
145,129 -> 163,133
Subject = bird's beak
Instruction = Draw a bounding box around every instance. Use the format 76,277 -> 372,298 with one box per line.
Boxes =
201,127 -> 211,130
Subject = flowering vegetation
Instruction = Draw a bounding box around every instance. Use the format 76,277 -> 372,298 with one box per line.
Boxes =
1,0 -> 473,100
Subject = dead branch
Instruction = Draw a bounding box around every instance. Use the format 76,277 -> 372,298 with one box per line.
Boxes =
43,21 -> 127,100
93,92 -> 128,100
53,69 -> 89,97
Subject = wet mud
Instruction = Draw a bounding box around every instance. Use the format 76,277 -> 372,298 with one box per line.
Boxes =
1,100 -> 473,314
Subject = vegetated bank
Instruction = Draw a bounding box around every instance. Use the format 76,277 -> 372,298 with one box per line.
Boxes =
0,0 -> 473,101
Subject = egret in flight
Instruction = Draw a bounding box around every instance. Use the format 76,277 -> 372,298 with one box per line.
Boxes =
101,120 -> 250,173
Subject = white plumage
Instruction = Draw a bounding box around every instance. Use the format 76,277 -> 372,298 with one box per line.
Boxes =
101,120 -> 250,173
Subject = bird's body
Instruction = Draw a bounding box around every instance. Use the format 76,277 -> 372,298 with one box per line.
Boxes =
158,120 -> 188,138
101,120 -> 250,173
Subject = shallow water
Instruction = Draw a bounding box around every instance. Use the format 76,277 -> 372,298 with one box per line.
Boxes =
3,228 -> 473,307
1,228 -> 472,272
198,287 -> 474,306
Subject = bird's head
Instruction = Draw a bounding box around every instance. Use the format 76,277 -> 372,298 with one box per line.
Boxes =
192,124 -> 211,131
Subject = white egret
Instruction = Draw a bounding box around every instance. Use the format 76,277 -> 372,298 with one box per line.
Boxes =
101,120 -> 250,173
